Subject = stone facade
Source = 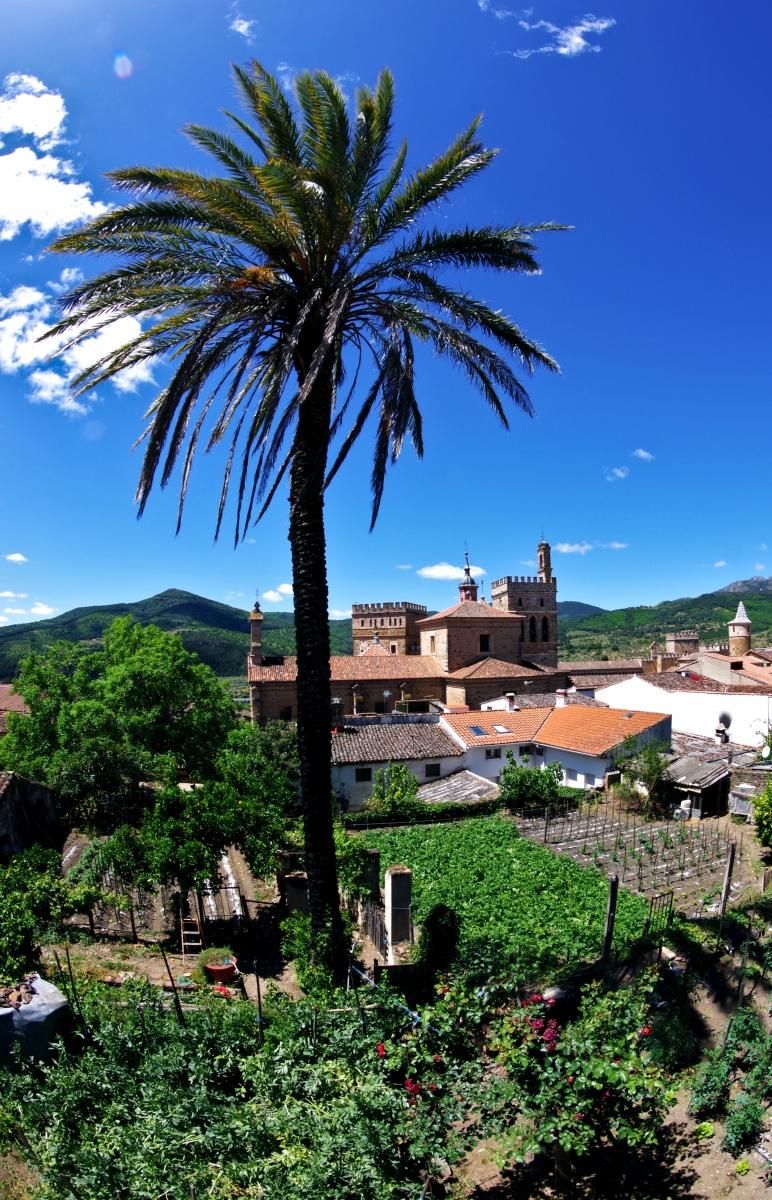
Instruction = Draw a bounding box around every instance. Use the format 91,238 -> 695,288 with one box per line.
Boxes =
489,540 -> 559,668
728,601 -> 752,657
352,601 -> 426,656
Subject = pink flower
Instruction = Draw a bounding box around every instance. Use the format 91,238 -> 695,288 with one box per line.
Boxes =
428,1083 -> 438,1092
530,1018 -> 545,1031
377,1043 -> 386,1058
530,993 -> 543,1003
433,1054 -> 442,1064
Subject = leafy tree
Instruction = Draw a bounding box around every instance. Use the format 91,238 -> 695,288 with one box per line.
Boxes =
0,617 -> 234,826
47,62 -> 562,980
364,761 -> 423,820
616,737 -> 671,811
498,753 -> 564,809
0,847 -> 71,981
753,779 -> 772,847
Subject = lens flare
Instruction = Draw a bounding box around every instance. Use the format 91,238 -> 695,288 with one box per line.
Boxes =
114,54 -> 133,79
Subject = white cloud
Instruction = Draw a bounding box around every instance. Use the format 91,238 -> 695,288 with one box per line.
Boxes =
760,544 -> 768,551
714,561 -> 727,568
229,15 -> 256,40
0,591 -> 27,597
396,564 -> 412,570
276,63 -> 296,93
632,448 -> 654,461
605,466 -> 629,482
0,74 -> 66,149
0,282 -> 153,414
262,590 -> 283,603
47,267 -> 84,295
0,616 -> 7,624
599,541 -> 627,550
519,559 -> 536,566
756,563 -> 766,572
554,542 -> 592,555
478,0 -> 517,17
511,15 -> 615,58
29,601 -> 56,615
277,583 -> 293,595
417,562 -> 486,580
330,609 -> 352,618
3,607 -> 25,614
5,553 -> 27,562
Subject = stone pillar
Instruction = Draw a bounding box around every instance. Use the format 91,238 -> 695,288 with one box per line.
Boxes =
385,866 -> 412,962
284,872 -> 309,915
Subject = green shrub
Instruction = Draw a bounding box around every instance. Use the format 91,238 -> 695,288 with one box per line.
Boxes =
727,1006 -> 764,1050
722,1092 -> 765,1157
412,904 -> 461,977
689,1050 -> 732,1117
497,754 -> 563,809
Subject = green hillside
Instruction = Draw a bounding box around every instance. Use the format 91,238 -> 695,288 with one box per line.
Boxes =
556,601 -> 607,621
0,589 -> 353,682
559,587 -> 772,661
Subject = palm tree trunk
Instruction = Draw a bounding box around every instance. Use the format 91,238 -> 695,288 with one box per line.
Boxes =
288,351 -> 346,983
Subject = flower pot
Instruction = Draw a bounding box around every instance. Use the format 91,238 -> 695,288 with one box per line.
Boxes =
205,959 -> 237,982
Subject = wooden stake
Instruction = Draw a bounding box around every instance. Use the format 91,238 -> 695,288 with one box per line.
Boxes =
602,875 -> 619,961
158,940 -> 186,1027
716,841 -> 736,949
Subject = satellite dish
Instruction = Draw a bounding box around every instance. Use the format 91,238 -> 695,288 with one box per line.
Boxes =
763,745 -> 771,760
718,711 -> 732,729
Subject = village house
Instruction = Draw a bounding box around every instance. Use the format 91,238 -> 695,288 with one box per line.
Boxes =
0,685 -> 28,737
248,543 -> 568,719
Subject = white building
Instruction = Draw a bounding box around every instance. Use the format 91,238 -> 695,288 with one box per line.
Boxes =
331,716 -> 462,809
595,673 -> 772,748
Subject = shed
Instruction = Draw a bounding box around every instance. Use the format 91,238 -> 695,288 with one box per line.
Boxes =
663,756 -> 731,819
0,772 -> 62,864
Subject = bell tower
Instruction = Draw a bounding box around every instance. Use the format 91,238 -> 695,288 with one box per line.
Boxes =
249,594 -> 263,666
458,551 -> 479,602
538,541 -> 552,583
728,600 -> 751,656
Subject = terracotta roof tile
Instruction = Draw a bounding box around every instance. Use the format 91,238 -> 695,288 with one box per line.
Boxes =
559,659 -> 646,672
0,685 -> 28,716
247,655 -> 446,684
447,656 -> 556,681
330,723 -> 462,765
536,707 -> 669,756
441,709 -> 551,747
417,601 -> 521,624
569,673 -> 636,689
623,673 -> 772,697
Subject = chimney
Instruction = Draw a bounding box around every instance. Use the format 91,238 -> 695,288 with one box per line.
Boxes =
505,692 -> 518,712
555,689 -> 568,707
330,697 -> 344,732
249,595 -> 263,666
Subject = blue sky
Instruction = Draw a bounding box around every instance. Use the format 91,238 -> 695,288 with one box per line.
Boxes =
1,0 -> 771,627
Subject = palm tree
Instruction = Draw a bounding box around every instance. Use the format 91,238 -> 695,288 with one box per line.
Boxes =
47,62 -> 563,980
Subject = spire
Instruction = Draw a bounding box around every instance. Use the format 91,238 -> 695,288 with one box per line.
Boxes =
733,600 -> 751,626
458,550 -> 479,602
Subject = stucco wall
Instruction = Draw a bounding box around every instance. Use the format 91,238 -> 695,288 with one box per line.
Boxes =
596,677 -> 771,747
332,755 -> 460,810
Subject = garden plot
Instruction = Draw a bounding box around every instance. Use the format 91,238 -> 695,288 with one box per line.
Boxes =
515,800 -> 744,915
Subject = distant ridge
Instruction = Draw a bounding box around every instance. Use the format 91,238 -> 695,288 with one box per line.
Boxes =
718,575 -> 772,595
557,601 -> 607,621
0,589 -> 352,682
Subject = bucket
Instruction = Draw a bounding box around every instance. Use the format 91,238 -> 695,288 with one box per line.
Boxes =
205,959 -> 238,982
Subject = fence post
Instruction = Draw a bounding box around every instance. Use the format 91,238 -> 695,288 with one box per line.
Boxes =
601,875 -> 619,961
543,805 -> 550,843
716,841 -> 736,948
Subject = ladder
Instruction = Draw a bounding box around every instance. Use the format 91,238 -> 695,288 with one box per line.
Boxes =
180,896 -> 204,965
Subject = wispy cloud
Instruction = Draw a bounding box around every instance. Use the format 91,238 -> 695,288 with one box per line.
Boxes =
417,561 -> 485,580
598,541 -> 627,550
506,14 -> 615,59
519,559 -> 535,566
330,609 -> 352,618
29,601 -> 56,615
0,276 -> 153,415
760,544 -> 768,551
605,466 -> 629,482
3,607 -> 25,614
554,542 -> 592,555
396,564 -> 412,570
262,583 -> 293,603
0,590 -> 26,597
478,0 -> 519,17
229,14 -> 256,41
632,448 -> 654,461
755,563 -> 766,572
714,561 -> 727,568
5,553 -> 26,562
276,63 -> 296,93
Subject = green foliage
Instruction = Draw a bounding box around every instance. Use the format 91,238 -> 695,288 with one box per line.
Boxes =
689,1049 -> 732,1117
333,825 -> 369,898
196,946 -> 233,970
363,817 -> 647,977
722,1092 -> 765,1157
0,847 -> 70,981
413,903 -> 461,977
345,795 -> 503,826
497,754 -> 564,809
364,762 -> 423,820
0,617 -> 234,826
695,1121 -> 715,1139
754,780 -> 772,848
617,738 -> 671,807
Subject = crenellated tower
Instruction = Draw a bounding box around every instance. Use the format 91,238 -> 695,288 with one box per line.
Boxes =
489,540 -> 559,668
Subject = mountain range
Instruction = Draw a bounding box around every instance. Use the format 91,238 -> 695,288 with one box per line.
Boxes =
0,576 -> 770,681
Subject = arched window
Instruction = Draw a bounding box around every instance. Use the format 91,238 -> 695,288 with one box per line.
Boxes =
529,616 -> 536,642
521,621 -> 525,641
542,616 -> 549,642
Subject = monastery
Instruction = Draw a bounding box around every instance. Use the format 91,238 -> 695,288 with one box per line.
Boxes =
248,542 -> 569,720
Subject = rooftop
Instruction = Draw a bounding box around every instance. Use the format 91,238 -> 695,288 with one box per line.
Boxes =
558,658 -> 646,673
447,656 -> 556,681
441,706 -> 669,756
330,723 -> 462,765
441,708 -> 550,747
247,655 -> 446,683
665,755 -> 731,790
416,600 -> 521,625
417,769 -> 498,804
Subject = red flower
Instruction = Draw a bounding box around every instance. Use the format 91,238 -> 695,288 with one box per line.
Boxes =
433,1054 -> 442,1064
530,993 -> 543,1003
566,1076 -> 574,1084
377,1043 -> 386,1058
405,1078 -> 422,1095
640,1025 -> 653,1037
530,1018 -> 545,1031
547,997 -> 555,1006
440,987 -> 449,994
428,1083 -> 438,1092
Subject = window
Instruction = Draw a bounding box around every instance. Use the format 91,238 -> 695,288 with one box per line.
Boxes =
430,635 -> 436,653
479,634 -> 490,653
518,597 -> 522,606
539,598 -> 544,607
373,702 -> 386,713
492,724 -> 511,733
534,746 -> 544,756
390,644 -> 397,654
425,763 -> 440,778
519,745 -> 534,756
360,619 -> 365,627
585,773 -> 596,786
567,768 -> 577,781
529,616 -> 536,642
355,767 -> 372,782
542,616 -> 549,642
485,748 -> 501,760
279,705 -> 292,721
380,617 -> 384,626
470,725 -> 487,736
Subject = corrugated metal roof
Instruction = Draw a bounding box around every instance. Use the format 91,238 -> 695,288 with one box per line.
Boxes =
665,755 -> 730,790
417,770 -> 499,804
